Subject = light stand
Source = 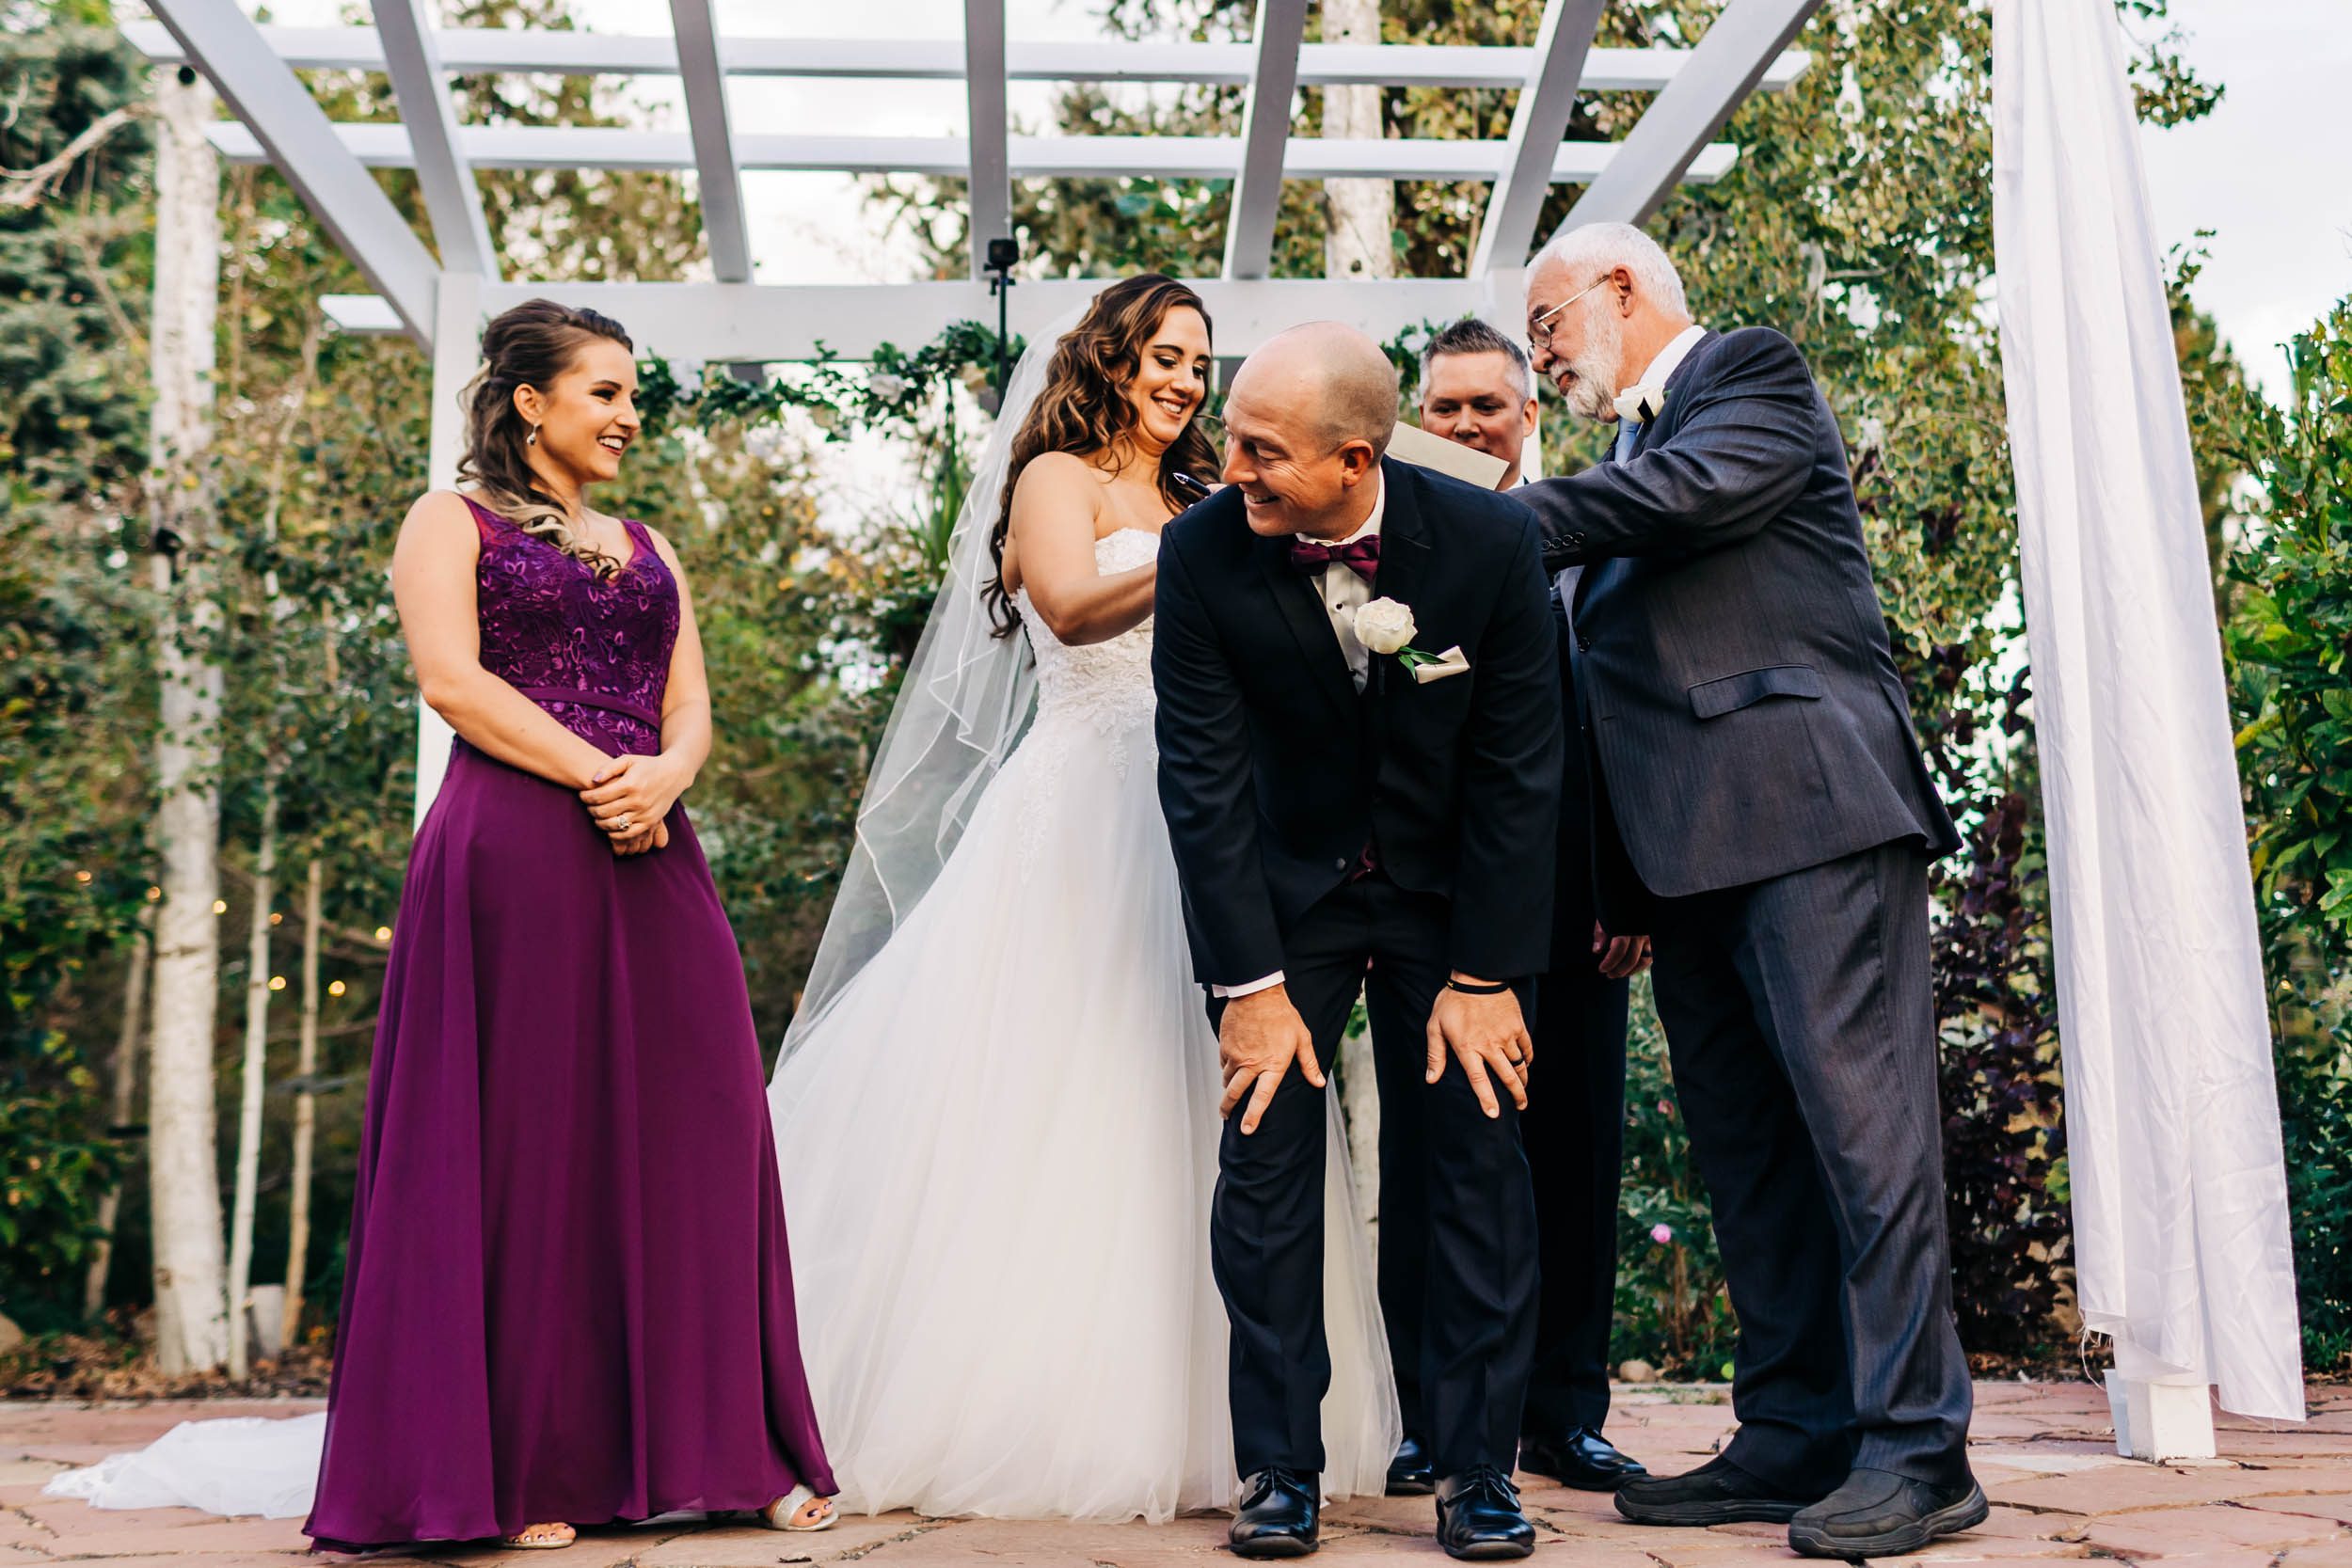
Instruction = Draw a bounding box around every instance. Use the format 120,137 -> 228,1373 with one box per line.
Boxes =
984,235 -> 1019,408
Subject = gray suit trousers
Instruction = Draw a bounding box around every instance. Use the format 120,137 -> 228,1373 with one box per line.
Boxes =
1647,839 -> 1972,1491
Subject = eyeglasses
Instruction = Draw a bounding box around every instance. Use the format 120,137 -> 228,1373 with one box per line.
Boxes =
1527,276 -> 1609,352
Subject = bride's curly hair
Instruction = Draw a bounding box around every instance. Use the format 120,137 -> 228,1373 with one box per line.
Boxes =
456,299 -> 636,580
985,275 -> 1219,635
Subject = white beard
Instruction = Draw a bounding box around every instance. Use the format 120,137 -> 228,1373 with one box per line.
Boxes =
1560,307 -> 1625,422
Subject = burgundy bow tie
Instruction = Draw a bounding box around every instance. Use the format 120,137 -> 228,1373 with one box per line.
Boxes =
1288,535 -> 1381,583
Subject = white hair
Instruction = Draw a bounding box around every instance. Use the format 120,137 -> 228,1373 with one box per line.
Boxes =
1530,221 -> 1688,316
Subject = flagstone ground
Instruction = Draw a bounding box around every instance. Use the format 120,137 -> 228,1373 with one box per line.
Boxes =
5,1380 -> 2347,1567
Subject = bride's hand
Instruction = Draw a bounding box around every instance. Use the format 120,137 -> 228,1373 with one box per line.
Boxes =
580,752 -> 691,838
1216,985 -> 1326,1135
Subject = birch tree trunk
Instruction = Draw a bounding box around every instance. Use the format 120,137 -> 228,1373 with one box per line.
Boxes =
282,856 -> 323,1349
225,773 -> 277,1377
224,311 -> 316,1374
84,911 -> 152,1320
1323,0 -> 1396,288
145,65 -> 231,1375
1323,0 -> 1391,1255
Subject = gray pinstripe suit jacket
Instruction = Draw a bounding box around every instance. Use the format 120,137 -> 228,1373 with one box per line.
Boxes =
1518,326 -> 1958,918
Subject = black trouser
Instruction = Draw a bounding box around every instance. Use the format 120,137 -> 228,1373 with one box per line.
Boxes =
1646,840 -> 1972,1492
1384,925 -> 1629,1449
1210,871 -> 1539,1481
1519,955 -> 1630,1442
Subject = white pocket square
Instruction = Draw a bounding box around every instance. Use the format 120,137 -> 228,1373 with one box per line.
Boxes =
1410,645 -> 1471,685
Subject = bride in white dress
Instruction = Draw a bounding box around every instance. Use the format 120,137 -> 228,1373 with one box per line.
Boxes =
769,276 -> 1398,1523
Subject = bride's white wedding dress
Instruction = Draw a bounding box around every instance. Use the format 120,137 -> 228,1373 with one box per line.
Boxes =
770,526 -> 1399,1523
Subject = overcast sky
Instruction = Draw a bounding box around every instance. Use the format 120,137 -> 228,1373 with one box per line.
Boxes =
2138,0 -> 2352,400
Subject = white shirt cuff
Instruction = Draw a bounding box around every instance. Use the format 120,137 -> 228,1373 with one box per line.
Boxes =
1212,970 -> 1286,1000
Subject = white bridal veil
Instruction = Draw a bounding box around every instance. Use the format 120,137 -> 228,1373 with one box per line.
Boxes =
779,310 -> 1085,1055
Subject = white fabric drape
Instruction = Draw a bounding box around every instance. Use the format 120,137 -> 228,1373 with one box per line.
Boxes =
1990,0 -> 2302,1420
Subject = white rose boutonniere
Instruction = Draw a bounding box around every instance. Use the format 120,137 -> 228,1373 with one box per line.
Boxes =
1353,596 -> 1417,655
1351,597 -> 1470,684
1613,384 -> 1668,424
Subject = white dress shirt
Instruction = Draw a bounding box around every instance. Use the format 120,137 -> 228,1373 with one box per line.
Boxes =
1617,322 -> 1708,448
1313,475 -> 1386,693
1213,476 -> 1387,1002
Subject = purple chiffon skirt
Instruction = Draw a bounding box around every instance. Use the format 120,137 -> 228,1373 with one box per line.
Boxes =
306,729 -> 834,1550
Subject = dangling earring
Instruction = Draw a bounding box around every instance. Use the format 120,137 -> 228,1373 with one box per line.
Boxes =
525,423 -> 539,447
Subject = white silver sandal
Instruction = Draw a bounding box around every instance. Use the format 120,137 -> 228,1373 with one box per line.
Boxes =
757,1485 -> 838,1532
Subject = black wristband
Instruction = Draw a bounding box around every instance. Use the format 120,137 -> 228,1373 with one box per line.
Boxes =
1445,977 -> 1513,995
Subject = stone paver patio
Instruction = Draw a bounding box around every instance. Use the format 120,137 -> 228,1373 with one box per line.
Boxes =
5,1381 -> 2349,1567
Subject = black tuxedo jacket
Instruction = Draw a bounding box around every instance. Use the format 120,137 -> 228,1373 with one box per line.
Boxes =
1152,456 -> 1565,989
1519,327 -> 1958,920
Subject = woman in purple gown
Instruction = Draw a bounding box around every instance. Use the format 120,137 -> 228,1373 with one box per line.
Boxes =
306,300 -> 837,1550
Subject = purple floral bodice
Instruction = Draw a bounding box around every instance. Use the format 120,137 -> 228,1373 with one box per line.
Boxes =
463,497 -> 678,755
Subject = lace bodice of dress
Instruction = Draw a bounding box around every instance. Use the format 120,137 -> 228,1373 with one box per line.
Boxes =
1013,527 -> 1160,737
462,496 -> 679,754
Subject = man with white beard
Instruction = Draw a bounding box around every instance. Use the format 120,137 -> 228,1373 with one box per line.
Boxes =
1515,223 -> 1980,1560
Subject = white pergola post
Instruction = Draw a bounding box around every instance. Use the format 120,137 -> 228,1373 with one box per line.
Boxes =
962,0 -> 1010,277
144,0 -> 438,338
371,0 -> 499,278
1560,0 -> 1823,230
1470,0 -> 1607,275
1222,0 -> 1311,279
669,0 -> 751,284
415,271 -> 483,830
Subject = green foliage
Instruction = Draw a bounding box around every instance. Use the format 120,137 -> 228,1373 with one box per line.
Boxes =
0,7 -> 156,1323
1613,988 -> 1736,1379
2226,300 -> 2352,1372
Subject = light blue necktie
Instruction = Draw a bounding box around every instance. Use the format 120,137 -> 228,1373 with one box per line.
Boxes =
1613,420 -> 1642,464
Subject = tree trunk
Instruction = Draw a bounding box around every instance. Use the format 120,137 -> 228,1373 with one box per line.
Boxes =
226,771 -> 278,1378
282,857 -> 323,1350
1322,0 -> 1396,288
145,65 -> 230,1376
84,911 -> 152,1320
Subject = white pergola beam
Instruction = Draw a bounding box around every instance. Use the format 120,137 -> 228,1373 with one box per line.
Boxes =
1222,0 -> 1311,280
119,24 -> 1811,93
1470,0 -> 1606,277
963,0 -> 1010,277
370,0 -> 498,278
330,277 -> 1498,360
1560,0 -> 1825,231
669,0 -> 753,282
207,124 -> 1738,187
141,0 -> 437,340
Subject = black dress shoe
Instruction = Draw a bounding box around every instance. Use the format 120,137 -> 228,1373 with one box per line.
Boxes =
1519,1427 -> 1650,1491
1386,1435 -> 1436,1497
1435,1465 -> 1535,1561
1230,1466 -> 1320,1559
1787,1467 -> 1988,1559
1614,1454 -> 1826,1527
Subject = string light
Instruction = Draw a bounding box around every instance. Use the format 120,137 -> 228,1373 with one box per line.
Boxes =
213,899 -> 229,914
328,980 -> 347,998
269,911 -> 283,926
74,869 -> 92,883
373,925 -> 392,942
148,886 -> 162,901
268,975 -> 287,991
